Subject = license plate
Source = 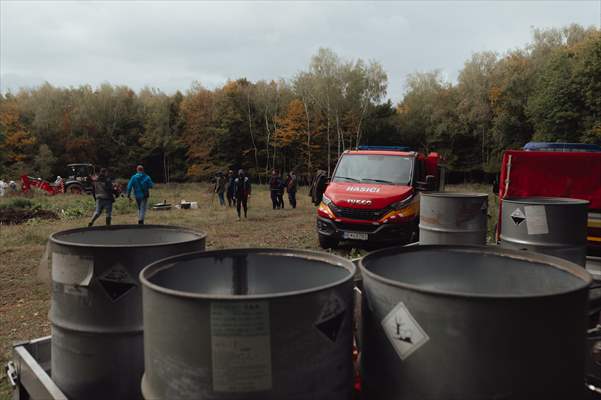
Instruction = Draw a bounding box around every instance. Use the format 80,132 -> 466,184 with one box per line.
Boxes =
343,232 -> 368,241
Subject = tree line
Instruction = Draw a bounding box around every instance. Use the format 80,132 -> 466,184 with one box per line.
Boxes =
0,24 -> 599,183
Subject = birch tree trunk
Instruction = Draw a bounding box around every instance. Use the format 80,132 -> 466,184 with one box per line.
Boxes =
303,100 -> 312,174
246,92 -> 261,183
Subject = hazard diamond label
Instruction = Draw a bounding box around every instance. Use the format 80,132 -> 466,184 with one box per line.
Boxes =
381,302 -> 429,361
510,208 -> 526,225
315,293 -> 346,343
97,263 -> 137,302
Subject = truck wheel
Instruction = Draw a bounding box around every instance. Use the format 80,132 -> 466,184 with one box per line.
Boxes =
319,234 -> 339,249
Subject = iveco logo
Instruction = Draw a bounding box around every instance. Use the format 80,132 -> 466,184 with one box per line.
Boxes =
346,186 -> 380,193
346,199 -> 372,205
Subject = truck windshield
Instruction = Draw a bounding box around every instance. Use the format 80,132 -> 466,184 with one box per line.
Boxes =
333,155 -> 413,185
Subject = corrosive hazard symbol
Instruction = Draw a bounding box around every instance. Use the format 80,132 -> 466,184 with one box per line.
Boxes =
382,302 -> 429,361
315,294 -> 346,343
97,263 -> 137,302
510,208 -> 526,225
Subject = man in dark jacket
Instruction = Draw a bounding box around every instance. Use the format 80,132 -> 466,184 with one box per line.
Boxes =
88,168 -> 115,226
234,169 -> 251,220
269,170 -> 282,210
286,171 -> 298,209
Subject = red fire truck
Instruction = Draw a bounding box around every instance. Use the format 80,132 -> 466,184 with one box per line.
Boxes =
316,146 -> 442,248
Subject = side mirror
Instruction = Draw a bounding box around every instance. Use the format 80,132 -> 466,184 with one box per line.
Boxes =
425,175 -> 436,191
425,175 -> 435,185
416,175 -> 436,191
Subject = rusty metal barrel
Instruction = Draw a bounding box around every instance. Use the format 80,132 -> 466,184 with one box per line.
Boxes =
500,197 -> 589,266
359,245 -> 590,400
49,225 -> 206,400
419,192 -> 488,245
140,248 -> 356,400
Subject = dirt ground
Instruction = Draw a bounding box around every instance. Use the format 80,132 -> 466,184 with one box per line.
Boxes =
0,182 -> 493,398
0,208 -> 59,224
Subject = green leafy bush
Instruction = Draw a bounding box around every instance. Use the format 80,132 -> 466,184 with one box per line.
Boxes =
0,198 -> 35,210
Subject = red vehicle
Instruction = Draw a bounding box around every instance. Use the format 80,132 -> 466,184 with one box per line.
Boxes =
20,175 -> 64,195
316,146 -> 442,248
496,142 -> 601,255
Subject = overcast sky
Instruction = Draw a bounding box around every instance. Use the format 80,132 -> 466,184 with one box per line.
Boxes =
1,1 -> 600,102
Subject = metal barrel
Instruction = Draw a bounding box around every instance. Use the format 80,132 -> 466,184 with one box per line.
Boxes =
140,248 -> 356,400
587,256 -> 601,322
49,225 -> 206,400
359,245 -> 591,400
500,197 -> 589,266
419,192 -> 488,245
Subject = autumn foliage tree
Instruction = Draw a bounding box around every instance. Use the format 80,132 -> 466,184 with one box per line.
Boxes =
0,25 -> 599,182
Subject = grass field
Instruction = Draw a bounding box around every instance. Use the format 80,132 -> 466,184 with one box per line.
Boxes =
0,182 -> 492,398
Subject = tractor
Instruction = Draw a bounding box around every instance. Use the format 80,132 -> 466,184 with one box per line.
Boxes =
63,163 -> 96,194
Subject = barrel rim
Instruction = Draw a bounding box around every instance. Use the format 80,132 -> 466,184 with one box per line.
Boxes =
358,244 -> 592,299
140,248 -> 356,300
503,197 -> 590,206
49,224 -> 207,248
422,192 -> 489,199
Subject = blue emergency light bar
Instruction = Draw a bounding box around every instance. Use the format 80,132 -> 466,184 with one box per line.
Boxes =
523,142 -> 601,152
357,145 -> 413,151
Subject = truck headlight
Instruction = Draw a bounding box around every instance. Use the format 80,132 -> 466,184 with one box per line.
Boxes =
381,195 -> 418,223
389,195 -> 414,211
318,195 -> 335,219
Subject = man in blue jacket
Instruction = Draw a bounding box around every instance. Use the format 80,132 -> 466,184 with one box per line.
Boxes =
127,165 -> 154,224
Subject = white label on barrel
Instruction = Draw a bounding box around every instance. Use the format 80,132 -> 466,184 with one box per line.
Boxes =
210,301 -> 272,392
524,205 -> 549,235
51,252 -> 93,286
382,302 -> 429,361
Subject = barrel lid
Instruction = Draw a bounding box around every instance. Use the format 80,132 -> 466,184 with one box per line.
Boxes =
359,245 -> 591,299
50,224 -> 206,248
423,192 -> 488,199
503,197 -> 590,206
140,248 -> 356,300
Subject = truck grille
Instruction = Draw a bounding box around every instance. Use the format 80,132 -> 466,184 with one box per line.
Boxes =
330,204 -> 389,221
334,222 -> 379,233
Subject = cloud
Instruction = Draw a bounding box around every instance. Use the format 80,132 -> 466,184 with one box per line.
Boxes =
1,1 -> 599,102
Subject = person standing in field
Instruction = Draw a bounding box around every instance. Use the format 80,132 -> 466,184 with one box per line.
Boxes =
214,172 -> 226,206
88,168 -> 115,226
286,170 -> 298,209
269,169 -> 283,210
234,169 -> 251,220
127,165 -> 154,225
277,173 -> 286,209
226,170 -> 235,207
